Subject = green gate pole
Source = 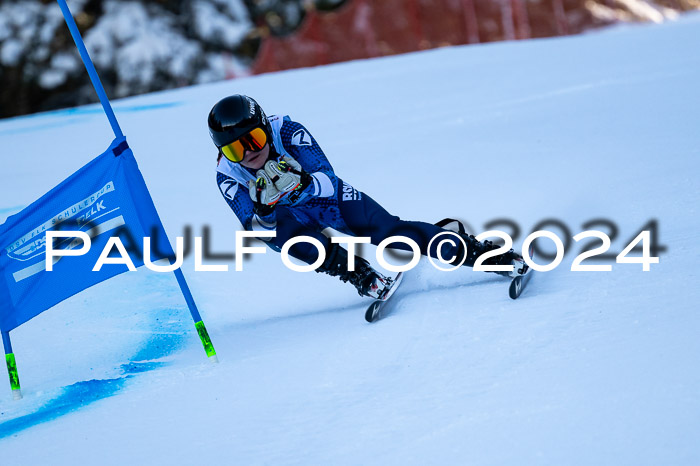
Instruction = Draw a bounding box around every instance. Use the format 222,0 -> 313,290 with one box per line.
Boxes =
2,331 -> 22,400
174,269 -> 218,363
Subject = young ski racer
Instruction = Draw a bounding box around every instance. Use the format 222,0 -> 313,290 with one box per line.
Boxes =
210,95 -> 526,299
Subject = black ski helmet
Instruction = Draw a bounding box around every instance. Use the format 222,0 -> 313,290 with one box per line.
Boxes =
207,94 -> 273,150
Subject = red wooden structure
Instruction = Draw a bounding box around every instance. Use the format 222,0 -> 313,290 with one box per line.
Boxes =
252,0 -> 570,75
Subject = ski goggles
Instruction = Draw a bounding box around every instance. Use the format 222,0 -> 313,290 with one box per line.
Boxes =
220,127 -> 268,163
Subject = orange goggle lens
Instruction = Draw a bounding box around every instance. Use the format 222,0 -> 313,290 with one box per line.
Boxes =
220,127 -> 268,163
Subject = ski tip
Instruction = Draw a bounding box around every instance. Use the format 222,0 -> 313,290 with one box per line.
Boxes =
509,268 -> 534,300
365,301 -> 381,323
509,275 -> 525,300
365,271 -> 405,323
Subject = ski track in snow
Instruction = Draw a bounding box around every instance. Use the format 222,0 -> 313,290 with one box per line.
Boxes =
0,306 -> 187,439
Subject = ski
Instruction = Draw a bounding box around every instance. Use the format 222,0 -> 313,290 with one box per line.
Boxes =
364,272 -> 404,323
508,268 -> 533,299
509,248 -> 535,300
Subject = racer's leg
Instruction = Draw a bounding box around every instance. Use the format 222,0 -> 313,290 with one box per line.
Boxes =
337,182 -> 523,273
337,184 -> 455,260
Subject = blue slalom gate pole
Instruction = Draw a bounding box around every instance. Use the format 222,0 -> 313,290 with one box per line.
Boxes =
55,0 -> 216,362
56,0 -> 123,139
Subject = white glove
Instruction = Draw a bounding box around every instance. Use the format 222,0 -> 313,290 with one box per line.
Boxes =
263,156 -> 304,193
248,156 -> 310,208
248,170 -> 283,207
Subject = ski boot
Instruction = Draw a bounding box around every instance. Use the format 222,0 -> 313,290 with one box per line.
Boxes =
316,243 -> 392,299
454,233 -> 527,278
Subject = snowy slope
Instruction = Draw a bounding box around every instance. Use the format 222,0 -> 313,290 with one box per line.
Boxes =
1,14 -> 699,465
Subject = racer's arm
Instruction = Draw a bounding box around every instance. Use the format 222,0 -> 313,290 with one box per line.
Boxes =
216,172 -> 276,233
280,121 -> 338,200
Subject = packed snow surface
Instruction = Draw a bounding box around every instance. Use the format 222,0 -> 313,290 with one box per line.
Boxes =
1,14 -> 699,465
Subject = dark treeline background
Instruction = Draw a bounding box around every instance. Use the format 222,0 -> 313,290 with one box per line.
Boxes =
0,0 -> 696,119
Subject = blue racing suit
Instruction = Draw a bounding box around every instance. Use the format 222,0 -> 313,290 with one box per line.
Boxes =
216,115 -> 453,265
